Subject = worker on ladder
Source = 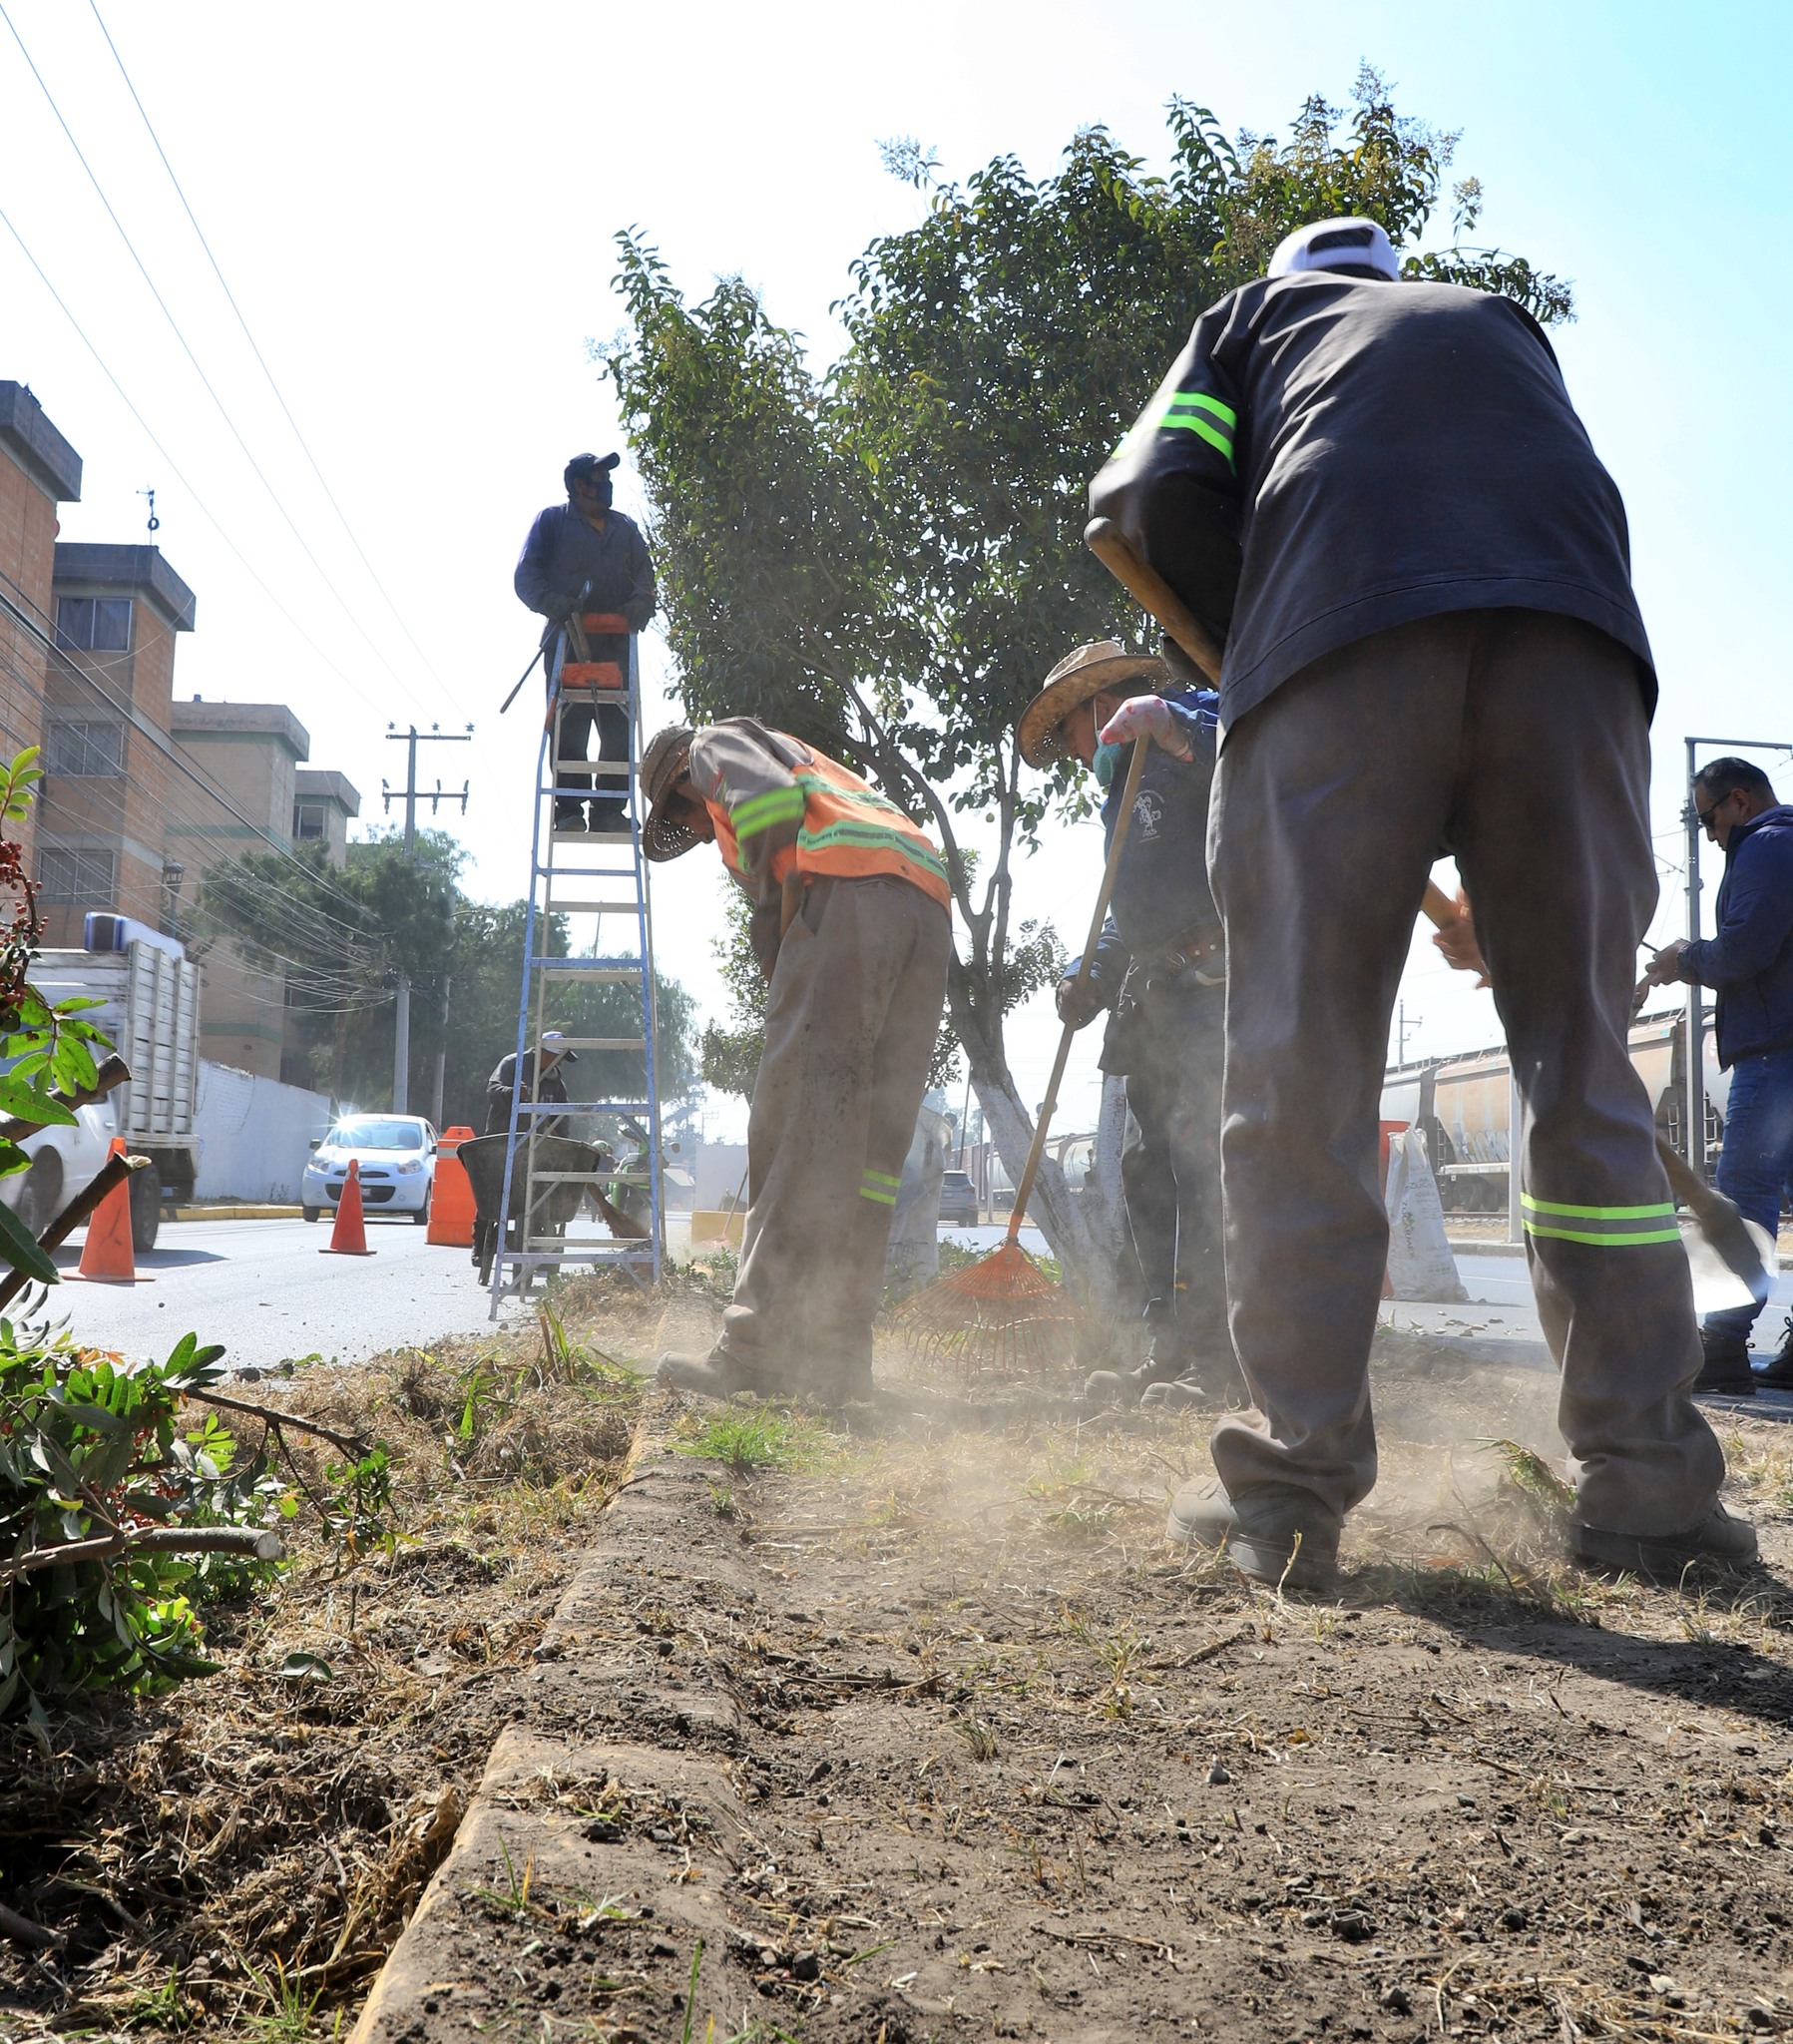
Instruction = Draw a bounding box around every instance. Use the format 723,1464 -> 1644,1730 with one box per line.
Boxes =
514,453 -> 657,832
640,719 -> 952,1405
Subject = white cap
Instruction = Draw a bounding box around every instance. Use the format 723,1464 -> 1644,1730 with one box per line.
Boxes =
539,1030 -> 578,1061
1267,217 -> 1399,283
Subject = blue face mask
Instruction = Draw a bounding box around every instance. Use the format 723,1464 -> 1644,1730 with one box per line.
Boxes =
1093,741 -> 1123,789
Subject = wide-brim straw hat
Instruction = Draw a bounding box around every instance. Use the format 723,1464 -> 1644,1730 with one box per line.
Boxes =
1016,640 -> 1169,768
640,724 -> 699,861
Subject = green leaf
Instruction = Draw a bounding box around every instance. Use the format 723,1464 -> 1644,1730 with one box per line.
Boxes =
275,1651 -> 334,1684
0,1074 -> 76,1124
0,1197 -> 59,1286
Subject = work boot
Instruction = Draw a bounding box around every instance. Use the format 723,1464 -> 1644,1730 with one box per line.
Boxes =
589,799 -> 631,836
1694,1323 -> 1756,1396
1569,1503 -> 1758,1581
1082,1348 -> 1185,1409
1140,1349 -> 1249,1412
1166,1475 -> 1340,1590
658,1346 -> 869,1408
554,799 -> 589,834
1753,1313 -> 1793,1388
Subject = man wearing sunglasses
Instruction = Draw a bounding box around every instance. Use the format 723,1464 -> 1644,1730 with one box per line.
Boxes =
1642,757 -> 1793,1391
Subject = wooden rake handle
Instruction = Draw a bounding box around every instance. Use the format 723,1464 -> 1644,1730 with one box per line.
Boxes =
1006,737 -> 1151,1244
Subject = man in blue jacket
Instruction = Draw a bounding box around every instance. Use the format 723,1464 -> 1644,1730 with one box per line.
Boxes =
1017,641 -> 1235,1408
514,453 -> 657,832
1643,757 -> 1793,1391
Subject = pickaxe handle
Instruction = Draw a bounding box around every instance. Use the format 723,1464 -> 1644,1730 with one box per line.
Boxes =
1084,518 -> 1225,684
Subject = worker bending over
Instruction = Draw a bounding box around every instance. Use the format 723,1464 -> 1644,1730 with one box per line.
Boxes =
642,720 -> 951,1403
1091,214 -> 1749,1587
1017,640 -> 1235,1408
486,1031 -> 577,1138
514,453 -> 657,833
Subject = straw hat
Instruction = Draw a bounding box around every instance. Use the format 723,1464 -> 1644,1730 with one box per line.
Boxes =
1016,641 -> 1168,768
641,724 -> 699,861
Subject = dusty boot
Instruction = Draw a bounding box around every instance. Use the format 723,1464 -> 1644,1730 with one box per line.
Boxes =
659,1345 -> 789,1400
1166,1475 -> 1340,1590
1083,1347 -> 1185,1409
1140,1350 -> 1248,1411
1569,1503 -> 1758,1581
1693,1323 -> 1756,1396
1753,1313 -> 1793,1388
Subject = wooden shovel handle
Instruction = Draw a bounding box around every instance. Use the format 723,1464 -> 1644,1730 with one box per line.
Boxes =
1084,518 -> 1225,684
1007,737 -> 1151,1242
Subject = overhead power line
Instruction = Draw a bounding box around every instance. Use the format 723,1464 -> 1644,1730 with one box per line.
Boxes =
0,204 -> 382,707
0,1 -> 442,722
84,0 -> 460,710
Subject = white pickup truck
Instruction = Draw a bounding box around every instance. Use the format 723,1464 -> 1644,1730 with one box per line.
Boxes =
0,917 -> 202,1253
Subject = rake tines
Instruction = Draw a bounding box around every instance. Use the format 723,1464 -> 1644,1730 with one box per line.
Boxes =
896,1240 -> 1085,1388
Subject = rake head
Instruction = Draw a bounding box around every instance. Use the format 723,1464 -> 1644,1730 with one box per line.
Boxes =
895,1240 -> 1085,1387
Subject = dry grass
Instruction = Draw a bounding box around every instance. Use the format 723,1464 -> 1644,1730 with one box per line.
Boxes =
0,1274 -> 660,2040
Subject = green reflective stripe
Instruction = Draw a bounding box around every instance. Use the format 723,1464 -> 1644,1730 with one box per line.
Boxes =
863,1169 -> 902,1189
798,818 -> 950,878
1166,390 -> 1236,428
859,1185 -> 897,1206
1521,1194 -> 1677,1221
1164,414 -> 1236,466
731,786 -> 806,837
791,770 -> 907,820
1524,1220 -> 1685,1248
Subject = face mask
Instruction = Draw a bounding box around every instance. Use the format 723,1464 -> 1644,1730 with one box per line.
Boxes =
1093,741 -> 1123,789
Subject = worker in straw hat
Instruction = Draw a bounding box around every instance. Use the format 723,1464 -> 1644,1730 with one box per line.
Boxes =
1017,640 -> 1239,1411
640,718 -> 952,1404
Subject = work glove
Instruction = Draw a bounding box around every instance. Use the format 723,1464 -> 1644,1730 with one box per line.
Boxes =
1098,695 -> 1193,761
1056,970 -> 1108,1030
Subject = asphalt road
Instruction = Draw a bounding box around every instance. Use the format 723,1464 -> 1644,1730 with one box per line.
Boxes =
40,1215 -> 534,1374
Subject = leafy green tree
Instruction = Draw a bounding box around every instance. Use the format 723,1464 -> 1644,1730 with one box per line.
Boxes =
199,836 -> 696,1126
603,68 -> 1566,1285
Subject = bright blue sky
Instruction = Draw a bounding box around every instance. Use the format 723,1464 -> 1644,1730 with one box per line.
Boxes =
2,1 -> 1787,1133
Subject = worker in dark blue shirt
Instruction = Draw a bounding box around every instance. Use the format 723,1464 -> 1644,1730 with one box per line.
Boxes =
1643,756 -> 1793,1391
514,453 -> 657,832
1018,640 -> 1237,1410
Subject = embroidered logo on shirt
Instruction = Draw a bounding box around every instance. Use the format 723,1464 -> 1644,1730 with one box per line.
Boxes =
1133,790 -> 1165,841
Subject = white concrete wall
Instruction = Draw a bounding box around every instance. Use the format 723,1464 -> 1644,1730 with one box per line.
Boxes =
193,1059 -> 333,1202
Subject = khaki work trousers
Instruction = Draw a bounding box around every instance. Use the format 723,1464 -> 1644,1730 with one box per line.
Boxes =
1209,609 -> 1724,1537
721,875 -> 951,1392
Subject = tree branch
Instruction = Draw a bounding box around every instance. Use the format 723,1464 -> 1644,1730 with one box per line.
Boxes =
0,1053 -> 132,1143
181,1386 -> 367,1458
0,1524 -> 284,1582
0,1151 -> 145,1313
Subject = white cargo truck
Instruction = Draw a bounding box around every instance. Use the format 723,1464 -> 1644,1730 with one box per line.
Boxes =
0,915 -> 203,1252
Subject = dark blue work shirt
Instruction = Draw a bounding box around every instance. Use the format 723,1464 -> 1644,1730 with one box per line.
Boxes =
514,504 -> 657,634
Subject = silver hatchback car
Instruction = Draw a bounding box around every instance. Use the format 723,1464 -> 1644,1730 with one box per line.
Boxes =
302,1115 -> 438,1224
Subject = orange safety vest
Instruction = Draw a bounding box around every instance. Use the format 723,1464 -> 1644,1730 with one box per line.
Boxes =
707,748 -> 951,908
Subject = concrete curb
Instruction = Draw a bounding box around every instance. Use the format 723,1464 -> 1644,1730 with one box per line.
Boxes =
172,1204 -> 304,1222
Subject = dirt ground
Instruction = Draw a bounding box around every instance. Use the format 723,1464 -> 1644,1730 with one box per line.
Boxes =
6,1275 -> 1793,2042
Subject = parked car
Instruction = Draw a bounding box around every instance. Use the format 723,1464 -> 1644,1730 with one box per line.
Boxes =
938,1168 -> 979,1228
302,1116 -> 437,1224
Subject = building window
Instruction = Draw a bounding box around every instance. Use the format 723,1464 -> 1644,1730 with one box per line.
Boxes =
54,597 -> 133,653
39,847 -> 117,905
292,800 -> 327,841
45,721 -> 125,777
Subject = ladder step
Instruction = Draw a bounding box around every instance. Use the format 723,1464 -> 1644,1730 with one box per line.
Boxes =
550,831 -> 636,847
553,762 -> 634,779
545,900 -> 641,915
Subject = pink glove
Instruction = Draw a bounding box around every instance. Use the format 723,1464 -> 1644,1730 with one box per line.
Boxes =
1098,695 -> 1192,760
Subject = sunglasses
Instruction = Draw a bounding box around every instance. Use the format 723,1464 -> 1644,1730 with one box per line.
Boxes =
1696,793 -> 1734,829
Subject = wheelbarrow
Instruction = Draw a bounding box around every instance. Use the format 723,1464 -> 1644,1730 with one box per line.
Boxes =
459,1132 -> 616,1289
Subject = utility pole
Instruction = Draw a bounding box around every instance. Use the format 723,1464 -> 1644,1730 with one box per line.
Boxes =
1395,1000 -> 1422,1066
383,724 -> 472,1112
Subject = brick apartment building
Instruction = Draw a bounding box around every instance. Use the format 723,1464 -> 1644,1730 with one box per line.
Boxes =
0,378 -> 360,1082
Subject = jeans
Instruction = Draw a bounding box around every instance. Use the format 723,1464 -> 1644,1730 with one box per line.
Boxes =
1704,1047 -> 1793,1341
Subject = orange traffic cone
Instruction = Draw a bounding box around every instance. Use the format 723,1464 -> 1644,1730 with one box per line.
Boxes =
69,1138 -> 147,1284
427,1127 -> 477,1248
320,1157 -> 376,1257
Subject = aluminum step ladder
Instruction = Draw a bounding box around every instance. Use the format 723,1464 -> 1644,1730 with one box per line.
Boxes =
489,624 -> 664,1309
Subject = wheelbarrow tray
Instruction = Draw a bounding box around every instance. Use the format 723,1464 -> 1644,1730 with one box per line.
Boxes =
460,1132 -> 608,1282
